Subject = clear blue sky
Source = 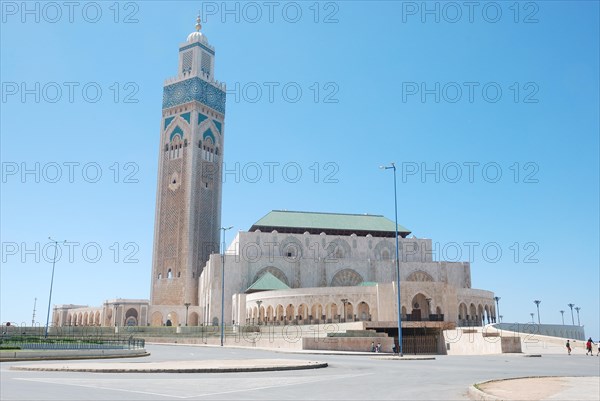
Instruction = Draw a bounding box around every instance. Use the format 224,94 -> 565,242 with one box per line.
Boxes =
1,1 -> 598,338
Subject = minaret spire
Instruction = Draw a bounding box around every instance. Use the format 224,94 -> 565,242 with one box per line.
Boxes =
195,12 -> 202,32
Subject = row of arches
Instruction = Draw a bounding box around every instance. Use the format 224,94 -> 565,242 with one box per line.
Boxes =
246,235 -> 432,262
164,130 -> 220,163
243,292 -> 448,326
64,307 -> 140,327
66,311 -> 102,326
245,301 -> 372,325
458,302 -> 496,326
252,267 -> 436,290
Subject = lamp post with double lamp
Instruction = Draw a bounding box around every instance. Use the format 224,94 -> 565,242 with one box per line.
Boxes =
44,238 -> 65,338
575,307 -> 581,326
493,296 -> 500,324
560,310 -> 565,325
380,162 -> 403,356
184,302 -> 191,326
534,300 -> 541,324
341,298 -> 348,323
568,303 -> 575,325
220,225 -> 233,347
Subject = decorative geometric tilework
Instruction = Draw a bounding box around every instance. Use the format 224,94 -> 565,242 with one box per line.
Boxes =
163,77 -> 226,114
198,113 -> 208,125
181,112 -> 191,124
203,128 -> 215,142
201,51 -> 211,75
182,51 -> 193,73
169,125 -> 184,141
179,42 -> 215,56
164,116 -> 175,130
212,120 -> 222,134
331,269 -> 364,287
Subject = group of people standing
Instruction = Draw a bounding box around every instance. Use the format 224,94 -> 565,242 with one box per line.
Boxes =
565,338 -> 599,355
370,342 -> 382,353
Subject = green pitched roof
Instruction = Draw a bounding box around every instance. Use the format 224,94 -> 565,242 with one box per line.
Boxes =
250,210 -> 410,237
245,272 -> 290,293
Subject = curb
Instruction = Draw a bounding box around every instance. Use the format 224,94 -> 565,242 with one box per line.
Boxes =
374,356 -> 436,361
468,382 -> 503,401
10,361 -> 328,373
0,349 -> 149,362
468,375 -> 584,401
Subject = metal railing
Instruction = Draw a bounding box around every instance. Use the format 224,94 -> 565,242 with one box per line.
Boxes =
0,336 -> 145,350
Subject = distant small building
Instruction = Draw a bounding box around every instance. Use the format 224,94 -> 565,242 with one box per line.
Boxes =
53,299 -> 148,327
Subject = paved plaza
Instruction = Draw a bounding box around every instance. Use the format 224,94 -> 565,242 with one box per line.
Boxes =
1,344 -> 599,400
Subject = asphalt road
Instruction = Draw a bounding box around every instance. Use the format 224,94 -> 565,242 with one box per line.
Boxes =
1,344 -> 599,400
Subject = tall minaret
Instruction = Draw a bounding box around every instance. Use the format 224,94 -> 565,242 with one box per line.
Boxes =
149,16 -> 225,325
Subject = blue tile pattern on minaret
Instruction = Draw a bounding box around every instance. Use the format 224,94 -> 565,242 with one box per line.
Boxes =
163,77 -> 226,113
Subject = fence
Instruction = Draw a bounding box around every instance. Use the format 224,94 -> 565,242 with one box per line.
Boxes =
0,336 -> 145,350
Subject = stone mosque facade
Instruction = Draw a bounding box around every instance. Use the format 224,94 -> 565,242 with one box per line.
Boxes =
53,18 -> 497,334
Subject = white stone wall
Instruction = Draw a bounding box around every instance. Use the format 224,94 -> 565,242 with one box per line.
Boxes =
197,230 -> 495,326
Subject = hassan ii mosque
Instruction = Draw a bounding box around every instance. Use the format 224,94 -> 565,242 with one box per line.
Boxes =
53,17 -> 502,350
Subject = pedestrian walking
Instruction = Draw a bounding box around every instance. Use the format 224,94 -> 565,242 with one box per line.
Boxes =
585,338 -> 593,356
566,340 -> 572,355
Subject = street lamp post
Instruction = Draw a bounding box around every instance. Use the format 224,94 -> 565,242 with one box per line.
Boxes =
499,315 -> 503,323
341,298 -> 348,323
574,307 -> 581,326
220,226 -> 233,347
45,238 -> 65,338
530,313 -> 535,323
256,300 -> 263,325
493,296 -> 501,324
560,310 -> 565,325
380,162 -> 403,356
534,300 -> 541,324
184,302 -> 191,326
568,303 -> 575,325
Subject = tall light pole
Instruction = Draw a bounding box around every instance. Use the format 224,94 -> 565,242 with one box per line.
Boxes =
493,296 -> 500,323
560,310 -> 565,325
568,303 -> 575,325
45,238 -> 65,338
380,163 -> 403,356
32,298 -> 37,327
499,315 -> 503,323
184,302 -> 191,326
530,313 -> 535,323
220,225 -> 233,347
574,307 -> 581,326
533,300 -> 541,324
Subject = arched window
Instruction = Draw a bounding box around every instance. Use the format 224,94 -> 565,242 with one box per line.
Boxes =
167,269 -> 173,279
158,273 -> 162,279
